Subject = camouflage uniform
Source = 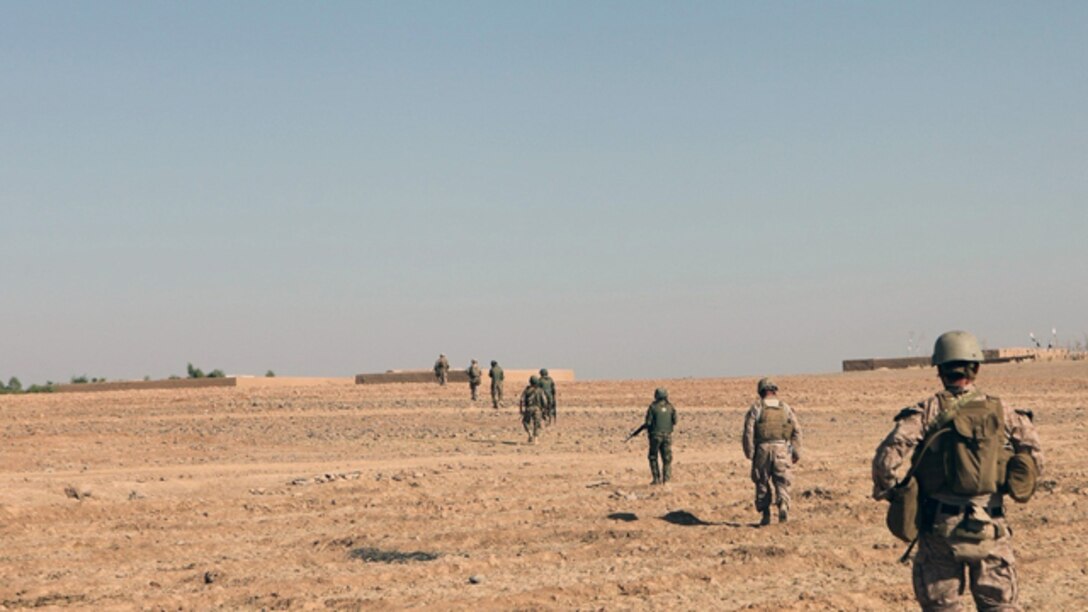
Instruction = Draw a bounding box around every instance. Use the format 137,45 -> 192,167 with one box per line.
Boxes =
488,361 -> 504,409
645,393 -> 677,484
519,379 -> 547,444
434,355 -> 449,386
873,384 -> 1044,611
539,370 -> 556,424
467,360 -> 482,401
742,397 -> 802,523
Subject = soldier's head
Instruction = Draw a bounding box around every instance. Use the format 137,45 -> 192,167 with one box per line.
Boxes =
472,359 -> 477,364
654,387 -> 668,401
757,378 -> 778,398
529,375 -> 540,386
932,330 -> 983,388
491,360 -> 497,367
539,368 -> 549,376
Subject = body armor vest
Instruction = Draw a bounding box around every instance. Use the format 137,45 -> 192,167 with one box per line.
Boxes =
755,401 -> 794,443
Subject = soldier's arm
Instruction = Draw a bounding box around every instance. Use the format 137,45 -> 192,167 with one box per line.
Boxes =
1007,407 -> 1045,476
742,405 -> 756,460
645,406 -> 654,429
871,404 -> 926,499
787,404 -> 802,461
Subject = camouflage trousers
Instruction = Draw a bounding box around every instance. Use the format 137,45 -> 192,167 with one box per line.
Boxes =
491,383 -> 503,408
648,433 -> 673,482
469,381 -> 480,401
436,371 -> 447,385
522,407 -> 541,442
913,516 -> 1020,611
751,442 -> 792,512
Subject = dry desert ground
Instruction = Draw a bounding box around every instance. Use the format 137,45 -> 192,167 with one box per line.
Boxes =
3,361 -> 1088,610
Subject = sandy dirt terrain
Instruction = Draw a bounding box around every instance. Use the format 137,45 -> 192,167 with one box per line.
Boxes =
2,361 -> 1087,610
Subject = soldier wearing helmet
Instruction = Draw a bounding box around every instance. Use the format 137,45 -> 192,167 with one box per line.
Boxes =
518,375 -> 548,444
643,388 -> 678,485
466,359 -> 482,401
538,368 -> 557,424
872,330 -> 1044,610
743,377 -> 802,525
433,354 -> 449,386
488,360 -> 504,409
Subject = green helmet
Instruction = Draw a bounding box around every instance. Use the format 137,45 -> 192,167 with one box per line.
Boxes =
529,375 -> 540,386
539,368 -> 548,376
931,330 -> 984,366
654,387 -> 668,401
757,378 -> 778,395
490,360 -> 497,367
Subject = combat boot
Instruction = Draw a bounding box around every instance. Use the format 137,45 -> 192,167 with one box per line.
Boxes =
778,506 -> 788,523
662,463 -> 672,483
649,459 -> 662,485
759,508 -> 772,526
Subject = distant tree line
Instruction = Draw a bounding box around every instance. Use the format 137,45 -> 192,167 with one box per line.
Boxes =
0,376 -> 55,394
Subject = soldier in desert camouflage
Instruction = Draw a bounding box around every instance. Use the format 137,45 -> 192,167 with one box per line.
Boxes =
644,388 -> 677,485
467,359 -> 482,401
488,360 -> 504,409
873,330 -> 1044,611
743,378 -> 802,526
519,375 -> 548,444
538,368 -> 556,424
434,354 -> 449,386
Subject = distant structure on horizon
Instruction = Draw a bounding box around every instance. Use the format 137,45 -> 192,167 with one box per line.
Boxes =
843,347 -> 1074,372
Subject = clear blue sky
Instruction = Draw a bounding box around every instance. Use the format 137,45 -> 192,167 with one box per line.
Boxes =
3,2 -> 1086,383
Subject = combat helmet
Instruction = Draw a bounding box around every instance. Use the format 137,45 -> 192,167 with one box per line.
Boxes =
757,378 -> 778,395
654,388 -> 668,401
931,330 -> 984,366
490,360 -> 497,366
539,368 -> 549,376
529,375 -> 540,386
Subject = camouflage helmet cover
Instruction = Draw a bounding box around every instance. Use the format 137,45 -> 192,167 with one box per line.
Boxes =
654,387 -> 668,401
757,378 -> 778,394
931,330 -> 984,366
529,375 -> 540,385
539,368 -> 549,376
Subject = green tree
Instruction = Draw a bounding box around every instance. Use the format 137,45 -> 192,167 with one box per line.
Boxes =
265,370 -> 276,377
187,363 -> 205,379
8,377 -> 23,392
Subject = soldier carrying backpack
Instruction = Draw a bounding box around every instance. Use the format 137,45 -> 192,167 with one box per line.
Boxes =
873,330 -> 1045,610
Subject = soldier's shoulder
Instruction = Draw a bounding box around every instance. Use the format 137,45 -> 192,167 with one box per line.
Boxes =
1012,407 -> 1035,422
894,405 -> 924,422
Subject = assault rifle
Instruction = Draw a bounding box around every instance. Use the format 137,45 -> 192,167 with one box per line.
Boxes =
624,423 -> 648,442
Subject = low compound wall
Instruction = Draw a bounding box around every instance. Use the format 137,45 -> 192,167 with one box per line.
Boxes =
54,376 -> 354,393
356,369 -> 575,388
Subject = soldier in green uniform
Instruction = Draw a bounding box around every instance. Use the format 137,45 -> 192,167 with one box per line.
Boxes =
519,375 -> 548,444
644,388 -> 677,485
433,354 -> 449,386
467,359 -> 482,401
538,368 -> 556,424
873,330 -> 1044,610
488,360 -> 504,409
743,378 -> 802,525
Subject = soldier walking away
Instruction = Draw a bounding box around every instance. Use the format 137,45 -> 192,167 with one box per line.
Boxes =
743,378 -> 802,526
434,354 -> 449,386
873,330 -> 1044,611
519,375 -> 548,444
538,368 -> 556,424
467,359 -> 482,401
488,360 -> 504,409
643,388 -> 677,485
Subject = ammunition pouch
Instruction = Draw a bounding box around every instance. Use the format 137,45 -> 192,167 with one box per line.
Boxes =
930,502 -> 1009,562
1004,452 -> 1038,503
885,476 -> 920,543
